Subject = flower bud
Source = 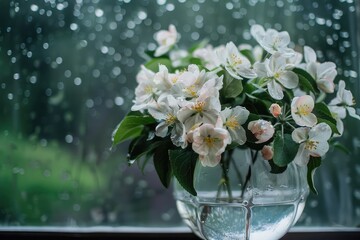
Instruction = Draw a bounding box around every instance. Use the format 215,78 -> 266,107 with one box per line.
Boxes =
269,103 -> 282,118
247,120 -> 275,143
261,145 -> 273,160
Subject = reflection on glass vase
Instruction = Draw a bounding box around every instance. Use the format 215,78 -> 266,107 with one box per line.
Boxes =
173,148 -> 309,240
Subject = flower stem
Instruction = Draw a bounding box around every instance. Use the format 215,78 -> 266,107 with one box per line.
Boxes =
219,150 -> 233,202
241,150 -> 258,199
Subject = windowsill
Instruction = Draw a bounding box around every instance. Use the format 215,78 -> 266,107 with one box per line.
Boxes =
0,226 -> 359,239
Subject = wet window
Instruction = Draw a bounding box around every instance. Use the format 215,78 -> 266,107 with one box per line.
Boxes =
0,0 -> 359,228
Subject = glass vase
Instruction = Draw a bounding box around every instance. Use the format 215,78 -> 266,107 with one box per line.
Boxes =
173,148 -> 309,240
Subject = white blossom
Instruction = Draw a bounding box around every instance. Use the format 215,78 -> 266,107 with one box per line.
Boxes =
254,53 -> 299,100
169,49 -> 188,67
250,24 -> 291,54
220,106 -> 249,145
291,123 -> 331,165
291,95 -> 317,127
131,66 -> 157,112
328,80 -> 360,135
224,41 -> 257,79
154,24 -> 179,57
193,45 -> 224,70
192,123 -> 231,167
147,95 -> 187,148
175,64 -> 223,99
329,80 -> 360,119
302,46 -> 337,93
177,85 -> 221,134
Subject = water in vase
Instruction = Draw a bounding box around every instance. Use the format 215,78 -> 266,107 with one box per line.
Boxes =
177,195 -> 304,240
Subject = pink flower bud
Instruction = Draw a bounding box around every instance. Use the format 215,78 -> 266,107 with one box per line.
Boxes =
248,120 -> 275,143
261,145 -> 273,160
269,103 -> 282,118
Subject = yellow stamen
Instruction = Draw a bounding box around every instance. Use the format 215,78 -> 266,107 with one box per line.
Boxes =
231,53 -> 242,65
165,113 -> 177,125
185,85 -> 197,97
171,76 -> 178,84
274,72 -> 280,79
204,136 -> 216,147
144,85 -> 153,94
296,105 -> 311,116
305,140 -> 319,151
225,116 -> 240,129
192,101 -> 205,112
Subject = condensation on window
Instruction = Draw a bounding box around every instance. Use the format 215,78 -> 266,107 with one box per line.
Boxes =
0,0 -> 359,227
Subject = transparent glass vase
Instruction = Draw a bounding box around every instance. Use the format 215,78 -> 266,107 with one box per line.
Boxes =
173,149 -> 309,240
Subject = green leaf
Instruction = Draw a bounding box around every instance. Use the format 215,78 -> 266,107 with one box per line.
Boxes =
222,71 -> 243,98
112,112 -> 156,146
144,58 -> 172,72
153,140 -> 173,188
314,103 -> 339,134
307,156 -> 322,194
273,132 -> 299,167
189,57 -> 202,65
128,135 -> 162,164
293,68 -> 319,94
144,50 -> 156,58
268,160 -> 287,174
169,149 -> 198,196
188,39 -> 209,53
240,49 -> 255,64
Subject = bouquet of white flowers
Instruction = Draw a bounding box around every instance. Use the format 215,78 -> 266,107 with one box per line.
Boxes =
112,24 -> 359,196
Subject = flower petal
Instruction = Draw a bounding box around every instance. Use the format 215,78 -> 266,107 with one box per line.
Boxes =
310,141 -> 329,157
228,126 -> 247,145
293,143 -> 310,166
267,80 -> 284,100
304,46 -> 317,63
347,107 -> 360,120
277,71 -> 299,89
308,123 -> 331,142
291,127 -> 309,143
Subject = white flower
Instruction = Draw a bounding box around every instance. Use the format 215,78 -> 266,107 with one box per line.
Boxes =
220,106 -> 249,145
248,119 -> 275,143
192,123 -> 231,167
291,95 -> 317,127
328,106 -> 345,136
169,49 -> 188,67
131,66 -> 157,112
303,46 -> 317,63
193,45 -> 224,70
224,41 -> 257,79
254,53 -> 299,100
177,89 -> 221,133
328,80 -> 360,135
291,123 -> 331,165
154,24 -> 179,57
153,64 -> 175,92
329,80 -> 360,120
269,103 -> 282,118
261,145 -> 273,160
302,46 -> 337,93
175,64 -> 223,99
147,95 -> 187,148
250,24 -> 291,54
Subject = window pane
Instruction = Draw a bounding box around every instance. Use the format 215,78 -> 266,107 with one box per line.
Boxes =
0,0 -> 359,228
